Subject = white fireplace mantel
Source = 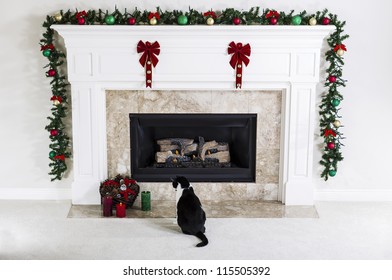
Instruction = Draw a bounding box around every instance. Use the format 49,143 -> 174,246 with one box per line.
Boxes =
54,25 -> 333,205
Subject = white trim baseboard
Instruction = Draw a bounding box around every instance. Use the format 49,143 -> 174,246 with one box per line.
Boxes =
315,189 -> 392,201
0,188 -> 71,200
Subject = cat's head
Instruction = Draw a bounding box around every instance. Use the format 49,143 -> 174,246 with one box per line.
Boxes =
171,176 -> 190,190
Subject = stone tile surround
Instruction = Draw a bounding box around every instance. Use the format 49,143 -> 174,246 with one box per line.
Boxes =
106,90 -> 281,202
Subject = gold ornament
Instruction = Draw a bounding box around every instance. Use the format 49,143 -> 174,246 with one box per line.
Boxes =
333,120 -> 341,128
206,17 -> 214,25
309,17 -> 317,26
53,12 -> 62,22
149,17 -> 157,25
336,49 -> 345,57
53,100 -> 60,106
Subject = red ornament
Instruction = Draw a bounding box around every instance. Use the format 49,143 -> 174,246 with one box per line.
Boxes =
47,69 -> 56,77
77,17 -> 85,25
50,129 -> 58,136
137,40 -> 160,88
232,17 -> 241,25
269,17 -> 278,25
327,142 -> 335,149
328,76 -> 337,83
228,41 -> 251,89
322,17 -> 330,25
128,17 -> 136,25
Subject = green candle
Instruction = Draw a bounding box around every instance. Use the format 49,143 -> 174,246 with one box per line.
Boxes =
141,191 -> 151,211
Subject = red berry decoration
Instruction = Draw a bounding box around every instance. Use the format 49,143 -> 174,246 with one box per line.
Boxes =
328,76 -> 337,83
233,17 -> 241,25
269,17 -> 278,25
327,142 -> 335,149
50,129 -> 58,136
47,69 -> 56,77
77,17 -> 85,25
128,17 -> 136,25
322,17 -> 330,25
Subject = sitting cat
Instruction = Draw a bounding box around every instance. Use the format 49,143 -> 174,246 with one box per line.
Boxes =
172,176 -> 208,247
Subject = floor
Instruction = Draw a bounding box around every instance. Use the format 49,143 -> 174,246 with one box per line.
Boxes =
1,200 -> 392,260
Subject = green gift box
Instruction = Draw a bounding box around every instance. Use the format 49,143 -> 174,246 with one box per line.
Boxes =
141,191 -> 151,211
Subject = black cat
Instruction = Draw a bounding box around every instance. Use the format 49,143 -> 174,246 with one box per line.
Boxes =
172,176 -> 208,247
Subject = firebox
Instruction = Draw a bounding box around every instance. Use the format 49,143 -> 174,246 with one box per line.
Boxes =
129,113 -> 257,182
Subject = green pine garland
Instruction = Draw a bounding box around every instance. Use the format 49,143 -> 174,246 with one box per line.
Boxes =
40,7 -> 348,181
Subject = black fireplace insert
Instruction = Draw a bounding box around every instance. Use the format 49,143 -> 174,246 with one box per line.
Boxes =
129,113 -> 257,182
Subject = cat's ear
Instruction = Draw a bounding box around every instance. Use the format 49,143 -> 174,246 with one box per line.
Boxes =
171,178 -> 178,189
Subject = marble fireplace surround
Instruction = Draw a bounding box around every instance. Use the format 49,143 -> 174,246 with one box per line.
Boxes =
54,25 -> 334,205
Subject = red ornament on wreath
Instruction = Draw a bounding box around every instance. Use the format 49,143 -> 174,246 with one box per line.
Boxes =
50,129 -> 58,136
328,75 -> 337,83
128,17 -> 136,25
327,142 -> 335,149
75,11 -> 87,25
232,17 -> 241,25
322,17 -> 330,25
266,10 -> 280,25
228,41 -> 251,89
137,40 -> 160,88
47,69 -> 56,77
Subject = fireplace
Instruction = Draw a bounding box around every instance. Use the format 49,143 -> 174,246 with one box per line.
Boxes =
54,25 -> 334,205
130,113 -> 257,182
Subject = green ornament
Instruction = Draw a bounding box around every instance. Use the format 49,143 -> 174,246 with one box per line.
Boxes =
328,170 -> 337,177
332,99 -> 341,107
291,15 -> 302,25
49,151 -> 56,158
105,15 -> 115,25
177,15 -> 188,25
42,49 -> 51,57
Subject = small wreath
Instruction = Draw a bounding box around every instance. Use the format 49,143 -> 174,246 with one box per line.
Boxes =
99,174 -> 140,208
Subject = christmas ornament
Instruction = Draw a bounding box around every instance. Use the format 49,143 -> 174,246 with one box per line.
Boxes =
42,49 -> 51,57
47,69 -> 56,77
291,15 -> 302,25
77,17 -> 85,25
206,17 -> 214,25
50,96 -> 62,105
137,40 -> 160,88
309,17 -> 317,26
327,142 -> 335,149
328,76 -> 337,83
333,120 -> 341,128
49,151 -> 56,158
331,99 -> 341,107
128,17 -> 136,25
324,129 -> 336,137
266,10 -> 280,25
105,15 -> 115,25
233,17 -> 241,25
328,170 -> 337,177
177,15 -> 188,25
50,129 -> 58,136
53,13 -> 62,22
228,41 -> 251,89
334,44 -> 347,57
336,49 -> 345,56
148,12 -> 160,25
54,154 -> 65,161
322,17 -> 330,25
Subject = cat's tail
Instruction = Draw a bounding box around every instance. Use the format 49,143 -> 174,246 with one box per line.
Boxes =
195,231 -> 208,247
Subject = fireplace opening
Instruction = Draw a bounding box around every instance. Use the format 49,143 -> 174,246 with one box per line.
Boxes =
130,113 -> 257,182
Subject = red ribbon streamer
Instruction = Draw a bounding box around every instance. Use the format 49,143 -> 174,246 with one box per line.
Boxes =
137,40 -> 160,88
40,44 -> 54,51
203,11 -> 217,18
148,12 -> 160,20
324,129 -> 337,137
334,44 -> 347,52
228,41 -> 251,89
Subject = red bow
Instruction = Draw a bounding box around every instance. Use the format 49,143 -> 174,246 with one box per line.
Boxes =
148,12 -> 160,20
40,44 -> 54,51
54,154 -> 65,161
228,42 -> 251,89
204,11 -> 217,18
75,11 -> 87,19
124,178 -> 136,186
324,129 -> 337,137
334,44 -> 347,52
50,96 -> 63,103
137,40 -> 160,88
266,10 -> 280,19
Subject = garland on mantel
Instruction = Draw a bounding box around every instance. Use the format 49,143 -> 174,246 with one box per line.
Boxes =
40,7 -> 348,181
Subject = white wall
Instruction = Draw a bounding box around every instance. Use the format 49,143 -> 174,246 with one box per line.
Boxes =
0,0 -> 391,200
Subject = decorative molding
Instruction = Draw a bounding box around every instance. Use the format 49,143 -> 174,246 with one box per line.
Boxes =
314,189 -> 392,202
